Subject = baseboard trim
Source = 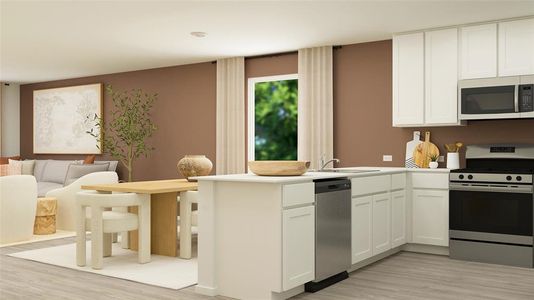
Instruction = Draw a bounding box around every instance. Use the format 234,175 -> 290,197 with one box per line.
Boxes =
349,244 -> 449,273
349,246 -> 403,272
195,285 -> 218,296
402,243 -> 449,256
271,285 -> 305,300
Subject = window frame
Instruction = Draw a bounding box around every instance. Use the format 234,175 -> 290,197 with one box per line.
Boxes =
247,73 -> 298,162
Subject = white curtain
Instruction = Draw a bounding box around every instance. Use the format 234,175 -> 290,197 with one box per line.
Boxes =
216,57 -> 245,175
298,46 -> 334,169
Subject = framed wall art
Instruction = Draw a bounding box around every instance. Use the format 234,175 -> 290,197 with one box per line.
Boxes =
33,83 -> 103,154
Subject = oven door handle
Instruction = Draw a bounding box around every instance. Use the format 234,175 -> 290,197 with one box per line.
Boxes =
449,183 -> 533,194
514,84 -> 519,112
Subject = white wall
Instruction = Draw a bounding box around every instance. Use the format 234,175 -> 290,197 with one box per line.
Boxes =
1,83 -> 21,156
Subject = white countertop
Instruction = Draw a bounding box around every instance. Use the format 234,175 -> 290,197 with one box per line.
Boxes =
194,166 -> 450,183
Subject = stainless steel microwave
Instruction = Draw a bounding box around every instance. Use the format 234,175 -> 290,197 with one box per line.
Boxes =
458,75 -> 534,120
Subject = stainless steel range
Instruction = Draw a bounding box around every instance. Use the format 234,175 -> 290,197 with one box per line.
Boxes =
449,144 -> 534,268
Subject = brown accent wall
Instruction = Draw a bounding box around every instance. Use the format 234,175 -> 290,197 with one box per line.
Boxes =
20,41 -> 534,180
334,40 -> 534,168
20,63 -> 216,181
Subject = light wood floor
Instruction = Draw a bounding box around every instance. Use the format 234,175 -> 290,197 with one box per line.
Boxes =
1,237 -> 533,300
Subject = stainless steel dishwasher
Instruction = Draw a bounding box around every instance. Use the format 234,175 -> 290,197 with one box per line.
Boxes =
305,178 -> 352,292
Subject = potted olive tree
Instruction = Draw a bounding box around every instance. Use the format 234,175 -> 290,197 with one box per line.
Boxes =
87,85 -> 157,182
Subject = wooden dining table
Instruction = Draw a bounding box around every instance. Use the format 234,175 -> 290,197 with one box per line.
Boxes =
81,179 -> 198,258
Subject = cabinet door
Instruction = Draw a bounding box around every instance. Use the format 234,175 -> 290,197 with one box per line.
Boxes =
460,23 -> 497,79
393,32 -> 425,126
282,205 -> 315,291
391,190 -> 407,248
412,189 -> 449,246
352,195 -> 373,264
372,192 -> 391,255
499,18 -> 534,76
425,28 -> 459,125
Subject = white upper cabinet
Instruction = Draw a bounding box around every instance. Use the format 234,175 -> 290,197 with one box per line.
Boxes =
460,24 -> 497,79
499,18 -> 534,76
425,28 -> 459,125
393,30 -> 460,127
393,32 -> 425,126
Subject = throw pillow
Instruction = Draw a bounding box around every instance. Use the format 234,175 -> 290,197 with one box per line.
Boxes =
64,162 -> 110,186
0,155 -> 21,165
7,159 -> 22,175
13,159 -> 36,175
41,160 -> 82,184
95,160 -> 118,171
83,155 -> 96,164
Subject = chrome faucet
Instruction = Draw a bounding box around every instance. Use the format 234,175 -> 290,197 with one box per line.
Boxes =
319,157 -> 340,170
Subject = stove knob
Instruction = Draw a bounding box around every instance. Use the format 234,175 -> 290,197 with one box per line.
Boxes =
516,176 -> 522,181
459,174 -> 464,179
468,175 -> 473,180
506,175 -> 512,181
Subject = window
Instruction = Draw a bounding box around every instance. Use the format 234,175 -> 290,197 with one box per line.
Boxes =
248,74 -> 298,161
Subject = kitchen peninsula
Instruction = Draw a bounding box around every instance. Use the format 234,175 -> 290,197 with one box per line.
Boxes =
195,167 -> 450,300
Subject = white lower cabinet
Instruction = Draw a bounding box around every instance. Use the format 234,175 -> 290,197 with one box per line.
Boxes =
412,189 -> 449,246
282,205 -> 315,291
372,192 -> 391,255
351,195 -> 373,264
391,190 -> 407,248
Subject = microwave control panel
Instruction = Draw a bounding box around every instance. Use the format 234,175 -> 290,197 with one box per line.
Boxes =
519,84 -> 533,112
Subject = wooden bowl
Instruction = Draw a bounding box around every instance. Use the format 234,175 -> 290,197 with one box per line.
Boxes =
248,161 -> 311,176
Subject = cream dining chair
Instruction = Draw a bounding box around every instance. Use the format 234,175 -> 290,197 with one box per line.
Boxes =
76,190 -> 151,269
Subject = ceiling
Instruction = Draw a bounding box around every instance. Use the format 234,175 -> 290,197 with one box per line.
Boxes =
2,1 -> 533,84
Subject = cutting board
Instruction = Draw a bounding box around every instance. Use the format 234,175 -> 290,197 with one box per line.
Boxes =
413,132 -> 439,168
405,131 -> 422,168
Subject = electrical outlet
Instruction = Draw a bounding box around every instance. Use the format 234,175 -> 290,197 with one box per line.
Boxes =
383,155 -> 393,162
438,155 -> 445,162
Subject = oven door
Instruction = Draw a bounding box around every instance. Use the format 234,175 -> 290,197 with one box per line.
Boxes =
449,184 -> 533,243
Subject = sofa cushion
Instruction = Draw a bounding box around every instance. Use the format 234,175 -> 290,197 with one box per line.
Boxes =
95,160 -> 118,171
33,160 -> 48,182
41,160 -> 82,184
18,160 -> 35,175
37,181 -> 63,197
64,163 -> 110,186
7,160 -> 22,175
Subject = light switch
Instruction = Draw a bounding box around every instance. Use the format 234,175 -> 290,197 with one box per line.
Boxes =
383,155 -> 393,162
438,155 -> 445,162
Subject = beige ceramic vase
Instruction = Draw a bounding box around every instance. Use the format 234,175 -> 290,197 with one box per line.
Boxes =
177,155 -> 213,182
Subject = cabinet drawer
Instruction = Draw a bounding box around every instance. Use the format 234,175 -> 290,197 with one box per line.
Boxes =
411,173 -> 449,189
391,173 -> 406,190
352,175 -> 391,196
283,182 -> 314,208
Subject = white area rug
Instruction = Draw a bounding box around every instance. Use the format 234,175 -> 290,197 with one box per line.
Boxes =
9,242 -> 197,290
0,230 -> 76,248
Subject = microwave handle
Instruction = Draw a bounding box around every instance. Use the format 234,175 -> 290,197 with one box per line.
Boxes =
514,85 -> 519,112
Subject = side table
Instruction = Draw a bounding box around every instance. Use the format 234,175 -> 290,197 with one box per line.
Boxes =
34,197 -> 57,235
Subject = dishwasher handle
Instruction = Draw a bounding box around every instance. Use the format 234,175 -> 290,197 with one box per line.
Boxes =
315,179 -> 351,194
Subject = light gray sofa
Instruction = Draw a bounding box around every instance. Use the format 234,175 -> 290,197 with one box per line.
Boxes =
34,160 -> 118,197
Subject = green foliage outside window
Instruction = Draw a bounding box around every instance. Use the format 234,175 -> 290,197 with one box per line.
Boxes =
254,79 -> 298,160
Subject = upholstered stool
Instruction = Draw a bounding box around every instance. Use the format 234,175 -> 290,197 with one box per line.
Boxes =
34,197 -> 57,235
76,191 -> 151,270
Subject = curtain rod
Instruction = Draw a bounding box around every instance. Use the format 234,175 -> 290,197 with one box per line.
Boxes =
211,45 -> 343,64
